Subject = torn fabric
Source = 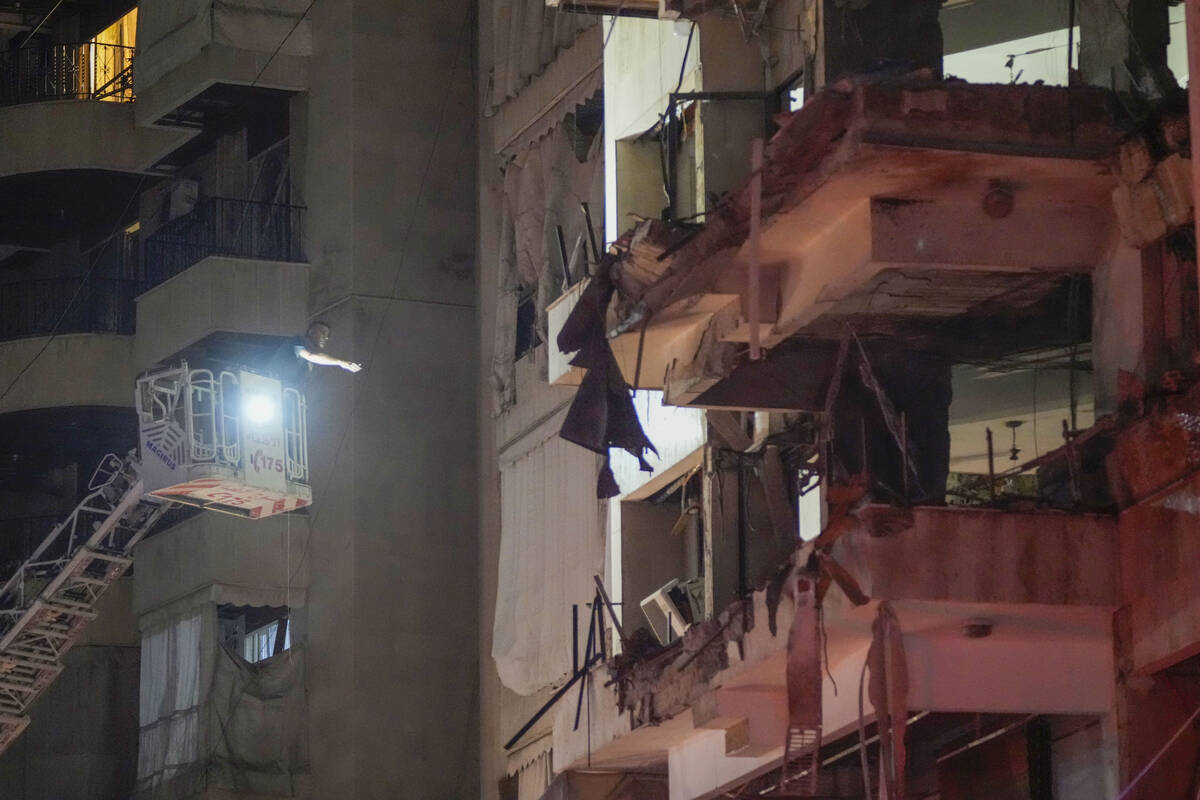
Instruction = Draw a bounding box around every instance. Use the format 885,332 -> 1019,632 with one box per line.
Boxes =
557,258 -> 657,498
493,117 -> 604,413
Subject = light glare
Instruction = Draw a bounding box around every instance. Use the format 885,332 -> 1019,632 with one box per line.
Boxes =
244,394 -> 276,424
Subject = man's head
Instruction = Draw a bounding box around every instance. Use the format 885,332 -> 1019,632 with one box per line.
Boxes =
306,321 -> 331,350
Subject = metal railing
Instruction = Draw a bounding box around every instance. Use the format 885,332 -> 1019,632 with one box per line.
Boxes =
0,42 -> 134,106
0,278 -> 144,343
136,364 -> 311,486
143,197 -> 307,287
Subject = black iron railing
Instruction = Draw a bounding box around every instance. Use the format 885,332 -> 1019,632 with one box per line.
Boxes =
144,197 -> 307,287
0,42 -> 134,106
0,277 -> 144,342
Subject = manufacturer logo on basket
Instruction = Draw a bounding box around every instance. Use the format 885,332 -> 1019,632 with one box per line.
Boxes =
145,439 -> 177,470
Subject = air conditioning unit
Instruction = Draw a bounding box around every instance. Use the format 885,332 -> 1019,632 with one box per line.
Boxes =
167,179 -> 199,221
640,577 -> 703,645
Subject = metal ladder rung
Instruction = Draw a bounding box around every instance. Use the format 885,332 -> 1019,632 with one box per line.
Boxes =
77,550 -> 132,568
11,638 -> 65,659
25,626 -> 71,640
63,575 -> 111,588
0,679 -> 38,695
6,650 -> 58,667
40,600 -> 97,617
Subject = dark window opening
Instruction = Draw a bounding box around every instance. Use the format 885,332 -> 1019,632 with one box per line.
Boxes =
217,604 -> 292,663
515,285 -> 540,361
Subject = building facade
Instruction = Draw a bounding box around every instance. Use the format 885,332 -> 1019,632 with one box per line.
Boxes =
478,1 -> 1200,799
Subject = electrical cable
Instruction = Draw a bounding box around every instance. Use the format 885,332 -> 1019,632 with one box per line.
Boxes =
251,0 -> 316,87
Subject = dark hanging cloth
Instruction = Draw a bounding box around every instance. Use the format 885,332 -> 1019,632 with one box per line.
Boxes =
558,257 -> 657,498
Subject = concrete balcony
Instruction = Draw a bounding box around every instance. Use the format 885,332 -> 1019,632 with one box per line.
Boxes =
135,255 -> 308,369
0,333 -> 136,415
134,0 -> 311,126
544,505 -> 1117,798
0,40 -> 190,177
135,197 -> 308,368
132,509 -> 308,621
577,80 -> 1123,405
0,101 -> 190,179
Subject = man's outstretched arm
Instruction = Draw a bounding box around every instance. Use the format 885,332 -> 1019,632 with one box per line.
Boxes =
297,347 -> 363,372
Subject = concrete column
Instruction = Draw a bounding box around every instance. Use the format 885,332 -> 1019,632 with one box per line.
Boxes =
306,0 -> 478,796
1188,0 -> 1200,340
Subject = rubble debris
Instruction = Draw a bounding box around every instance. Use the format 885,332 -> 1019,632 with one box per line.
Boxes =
1111,112 -> 1195,248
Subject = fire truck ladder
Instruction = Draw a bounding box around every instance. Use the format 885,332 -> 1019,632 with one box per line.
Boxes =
0,453 -> 171,754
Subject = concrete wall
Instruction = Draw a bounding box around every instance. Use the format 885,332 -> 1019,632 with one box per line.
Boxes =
0,334 -> 135,415
604,17 -> 699,242
1092,245 -> 1144,416
305,0 -> 477,796
134,256 -> 309,369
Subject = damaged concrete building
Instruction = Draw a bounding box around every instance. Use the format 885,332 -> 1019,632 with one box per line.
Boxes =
478,1 -> 1200,799
5,0 -> 1200,798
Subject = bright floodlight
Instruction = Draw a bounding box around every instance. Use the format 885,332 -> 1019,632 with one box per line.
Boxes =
244,394 -> 276,424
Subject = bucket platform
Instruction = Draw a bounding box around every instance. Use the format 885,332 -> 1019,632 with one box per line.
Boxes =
136,363 -> 311,519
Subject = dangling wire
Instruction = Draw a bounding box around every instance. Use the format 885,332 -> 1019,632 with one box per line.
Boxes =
818,604 -> 837,696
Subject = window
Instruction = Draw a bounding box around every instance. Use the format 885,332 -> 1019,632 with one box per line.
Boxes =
217,604 -> 293,664
90,7 -> 137,101
243,619 -> 292,664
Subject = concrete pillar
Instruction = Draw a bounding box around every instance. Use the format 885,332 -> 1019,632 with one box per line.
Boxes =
1188,0 -> 1200,339
305,1 -> 478,796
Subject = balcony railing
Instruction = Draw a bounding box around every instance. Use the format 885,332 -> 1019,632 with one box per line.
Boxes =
0,42 -> 135,106
0,277 -> 144,343
143,197 -> 307,287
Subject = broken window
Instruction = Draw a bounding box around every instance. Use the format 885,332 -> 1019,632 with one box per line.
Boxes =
514,283 -> 541,361
218,604 -> 292,664
620,473 -> 704,646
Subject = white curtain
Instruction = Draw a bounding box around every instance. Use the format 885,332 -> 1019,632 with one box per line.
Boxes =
518,749 -> 553,800
137,612 -> 204,786
493,426 -> 606,695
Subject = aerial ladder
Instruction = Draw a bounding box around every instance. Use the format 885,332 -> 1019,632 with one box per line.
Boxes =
0,363 -> 311,753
